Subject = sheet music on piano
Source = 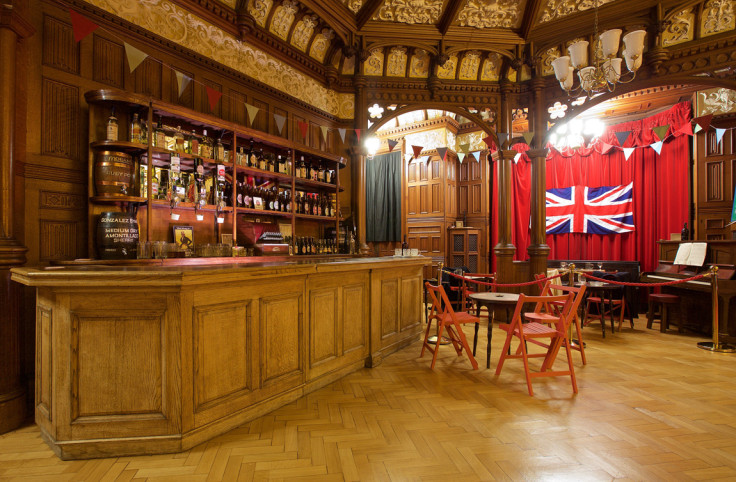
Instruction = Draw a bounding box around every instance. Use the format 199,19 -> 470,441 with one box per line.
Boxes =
673,242 -> 708,266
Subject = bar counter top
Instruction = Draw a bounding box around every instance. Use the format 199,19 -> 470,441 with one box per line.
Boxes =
13,255 -> 429,460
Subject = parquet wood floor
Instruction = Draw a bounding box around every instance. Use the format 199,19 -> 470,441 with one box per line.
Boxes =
3,315 -> 736,481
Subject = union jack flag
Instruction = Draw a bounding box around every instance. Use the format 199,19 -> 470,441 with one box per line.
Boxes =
546,183 -> 634,234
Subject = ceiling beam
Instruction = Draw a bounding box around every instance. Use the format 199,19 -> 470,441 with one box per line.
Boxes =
357,0 -> 385,30
297,0 -> 356,43
519,0 -> 543,40
438,0 -> 463,36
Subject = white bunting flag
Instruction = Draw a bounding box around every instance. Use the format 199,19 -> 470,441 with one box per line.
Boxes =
124,42 -> 148,73
623,147 -> 636,160
472,151 -> 481,162
174,70 -> 191,97
716,128 -> 726,145
274,114 -> 286,134
338,128 -> 346,142
513,152 -> 522,163
458,152 -> 466,163
650,140 -> 664,155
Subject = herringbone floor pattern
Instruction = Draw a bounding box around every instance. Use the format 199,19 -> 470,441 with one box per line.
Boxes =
3,315 -> 736,481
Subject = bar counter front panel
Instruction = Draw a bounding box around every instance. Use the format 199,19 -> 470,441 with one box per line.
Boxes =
12,256 -> 429,460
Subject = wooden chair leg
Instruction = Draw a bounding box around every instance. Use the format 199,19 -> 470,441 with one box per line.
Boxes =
430,323 -> 444,369
564,335 -> 578,394
573,315 -> 587,365
518,334 -> 534,396
646,301 -> 655,329
420,317 -> 434,358
495,329 -> 514,375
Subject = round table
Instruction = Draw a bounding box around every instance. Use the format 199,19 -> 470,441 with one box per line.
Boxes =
469,292 -> 520,368
578,281 -> 624,337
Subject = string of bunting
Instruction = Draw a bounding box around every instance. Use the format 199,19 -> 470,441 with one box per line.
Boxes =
68,8 -> 362,142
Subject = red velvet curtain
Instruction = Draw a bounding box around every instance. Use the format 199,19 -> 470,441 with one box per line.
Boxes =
493,101 -> 691,273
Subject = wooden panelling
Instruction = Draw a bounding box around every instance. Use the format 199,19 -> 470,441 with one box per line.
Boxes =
228,90 -> 247,126
39,220 -> 78,261
260,295 -> 302,385
706,161 -> 724,202
200,79 -> 223,118
72,310 -> 165,419
92,35 -> 124,88
133,58 -> 162,99
342,284 -> 366,353
41,78 -> 79,160
380,279 -> 399,338
400,277 -> 420,331
252,98 -> 269,133
293,114 -> 307,145
169,67 -> 194,108
470,184 -> 482,214
193,302 -> 250,411
431,184 -> 441,212
36,306 -> 52,423
309,288 -> 339,365
696,120 -> 736,239
272,106 -> 288,138
42,15 -> 79,74
706,129 -> 724,156
39,191 -> 85,210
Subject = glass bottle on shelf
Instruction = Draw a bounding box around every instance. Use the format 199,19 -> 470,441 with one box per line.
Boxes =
190,130 -> 199,155
106,107 -> 118,141
237,147 -> 245,166
141,121 -> 148,145
151,168 -> 160,199
201,130 -> 212,158
258,149 -> 267,170
155,118 -> 166,148
325,168 -> 332,184
248,142 -> 257,167
296,156 -> 304,178
215,135 -> 225,161
317,164 -> 325,182
174,127 -> 185,153
130,113 -> 142,143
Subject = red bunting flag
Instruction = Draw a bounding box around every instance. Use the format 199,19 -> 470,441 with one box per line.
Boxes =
599,142 -> 615,154
411,145 -> 423,158
69,9 -> 99,42
387,139 -> 398,152
355,129 -> 361,142
482,136 -> 496,151
436,147 -> 448,161
205,86 -> 222,112
693,114 -> 713,133
298,121 -> 309,139
676,121 -> 693,137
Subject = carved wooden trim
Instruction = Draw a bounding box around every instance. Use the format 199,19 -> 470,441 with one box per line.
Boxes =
23,164 -> 86,184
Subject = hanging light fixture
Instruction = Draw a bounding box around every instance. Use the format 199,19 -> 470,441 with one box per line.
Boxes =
551,0 -> 646,98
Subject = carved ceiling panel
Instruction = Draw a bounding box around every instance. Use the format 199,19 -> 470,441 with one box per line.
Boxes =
479,54 -> 501,81
458,51 -> 481,80
342,55 -> 356,75
409,49 -> 430,77
663,8 -> 695,47
269,0 -> 299,40
364,48 -> 385,75
437,55 -> 458,79
290,15 -> 317,51
309,28 -> 334,61
248,0 -> 273,27
215,0 -> 236,7
539,0 -> 617,23
540,47 -> 560,76
373,0 -> 445,25
455,0 -> 526,29
701,0 -> 735,37
340,0 -> 363,13
386,47 -> 408,76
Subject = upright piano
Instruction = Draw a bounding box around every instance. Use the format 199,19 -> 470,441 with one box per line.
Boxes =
641,240 -> 736,339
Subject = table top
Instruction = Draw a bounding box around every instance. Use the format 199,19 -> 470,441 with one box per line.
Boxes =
469,292 -> 520,304
576,281 -> 621,290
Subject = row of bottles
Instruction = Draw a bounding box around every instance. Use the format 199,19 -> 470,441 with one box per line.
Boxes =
236,182 -> 291,212
142,163 -> 231,208
294,237 -> 338,255
295,156 -> 335,184
235,143 -> 291,175
294,192 -> 334,217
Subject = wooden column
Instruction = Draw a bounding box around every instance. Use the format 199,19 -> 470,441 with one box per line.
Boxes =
493,82 -> 516,285
0,3 -> 32,434
353,73 -> 369,254
527,77 -> 550,279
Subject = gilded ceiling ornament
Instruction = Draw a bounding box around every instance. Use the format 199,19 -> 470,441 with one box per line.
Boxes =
309,28 -> 334,62
697,88 -> 736,116
247,0 -> 272,28
386,47 -> 408,77
457,0 -> 523,29
479,54 -> 500,81
364,48 -> 385,76
458,51 -> 481,80
270,0 -> 299,40
662,8 -> 694,47
409,49 -> 430,78
290,15 -> 317,51
85,0 -> 353,119
539,0 -> 616,24
374,0 -> 443,24
702,0 -> 735,37
456,132 -> 486,152
540,47 -> 560,76
341,0 -> 363,13
437,55 -> 458,79
405,129 -> 446,151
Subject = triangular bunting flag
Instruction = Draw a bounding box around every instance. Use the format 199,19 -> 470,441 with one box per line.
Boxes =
482,136 -> 496,150
355,129 -> 361,142
677,121 -> 693,137
245,103 -> 259,124
599,142 -> 615,154
459,143 -> 470,154
615,130 -> 631,147
472,151 -> 481,162
694,114 -> 713,133
497,133 -> 509,148
693,123 -> 703,134
436,147 -> 448,161
513,152 -> 522,163
124,42 -> 149,73
716,128 -> 726,145
338,128 -> 346,143
650,140 -> 664,155
367,120 -> 373,129
174,71 -> 191,98
652,124 -> 670,142
320,125 -> 329,141
623,147 -> 636,160
411,145 -> 424,158
387,139 -> 398,152
205,86 -> 222,112
298,121 -> 309,139
458,152 -> 466,163
274,114 -> 286,134
522,131 -> 535,146
69,9 -> 99,43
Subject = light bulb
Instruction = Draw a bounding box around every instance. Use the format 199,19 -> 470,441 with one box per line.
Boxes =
365,137 -> 380,156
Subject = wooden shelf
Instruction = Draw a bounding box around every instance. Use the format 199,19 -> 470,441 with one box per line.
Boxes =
294,178 -> 343,191
235,166 -> 292,182
144,148 -> 234,168
236,207 -> 293,218
295,213 -> 341,222
90,195 -> 147,204
150,199 -> 233,212
90,140 -> 148,152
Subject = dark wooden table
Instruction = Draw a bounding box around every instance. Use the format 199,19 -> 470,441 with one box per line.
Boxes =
469,292 -> 520,368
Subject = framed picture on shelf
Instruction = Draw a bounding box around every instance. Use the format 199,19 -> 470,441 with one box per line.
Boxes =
173,225 -> 194,251
221,234 -> 233,246
253,197 -> 264,210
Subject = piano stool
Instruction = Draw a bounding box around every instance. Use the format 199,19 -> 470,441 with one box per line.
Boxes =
647,293 -> 682,333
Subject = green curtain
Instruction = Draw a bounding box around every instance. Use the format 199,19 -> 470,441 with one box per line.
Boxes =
366,151 -> 401,242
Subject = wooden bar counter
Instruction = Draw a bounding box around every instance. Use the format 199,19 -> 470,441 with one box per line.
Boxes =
11,256 -> 428,460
